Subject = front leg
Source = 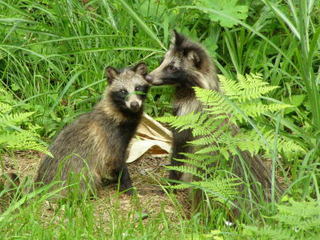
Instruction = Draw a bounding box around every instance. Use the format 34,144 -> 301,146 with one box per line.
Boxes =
169,129 -> 193,182
117,164 -> 134,195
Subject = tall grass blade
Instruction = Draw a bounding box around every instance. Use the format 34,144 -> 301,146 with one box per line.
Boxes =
118,0 -> 166,50
49,69 -> 85,112
263,0 -> 300,40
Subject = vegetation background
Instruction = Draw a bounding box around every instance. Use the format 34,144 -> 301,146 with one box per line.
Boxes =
0,0 -> 319,239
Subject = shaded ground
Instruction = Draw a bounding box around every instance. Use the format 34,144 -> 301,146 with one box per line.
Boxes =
1,151 -> 190,221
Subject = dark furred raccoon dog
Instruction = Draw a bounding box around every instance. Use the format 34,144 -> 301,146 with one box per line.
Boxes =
146,31 -> 276,199
35,63 -> 149,196
147,31 -> 219,183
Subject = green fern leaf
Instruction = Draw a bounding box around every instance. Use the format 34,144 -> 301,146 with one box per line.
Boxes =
0,84 -> 47,154
166,165 -> 203,179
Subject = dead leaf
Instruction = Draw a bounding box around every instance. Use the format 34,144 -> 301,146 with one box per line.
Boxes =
126,113 -> 172,163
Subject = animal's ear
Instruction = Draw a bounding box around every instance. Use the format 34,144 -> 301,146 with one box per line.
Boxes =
171,29 -> 185,47
105,66 -> 119,84
187,50 -> 201,68
132,62 -> 148,76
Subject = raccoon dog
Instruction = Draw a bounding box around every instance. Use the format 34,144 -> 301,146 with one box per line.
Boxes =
35,63 -> 150,196
146,31 -> 275,200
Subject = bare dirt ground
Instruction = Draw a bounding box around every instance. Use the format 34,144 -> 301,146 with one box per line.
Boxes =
1,151 -> 190,221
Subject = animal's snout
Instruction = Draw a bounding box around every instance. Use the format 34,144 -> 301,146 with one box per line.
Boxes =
144,69 -> 165,86
130,101 -> 140,112
145,74 -> 153,83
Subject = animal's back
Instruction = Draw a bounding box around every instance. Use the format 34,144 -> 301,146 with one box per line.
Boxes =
36,112 -> 108,189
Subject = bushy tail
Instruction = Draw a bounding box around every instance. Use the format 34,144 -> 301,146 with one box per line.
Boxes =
234,150 -> 283,201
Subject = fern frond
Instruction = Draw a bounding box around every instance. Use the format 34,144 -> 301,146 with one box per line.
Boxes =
169,178 -> 239,204
171,159 -> 206,171
194,178 -> 240,197
166,165 -> 203,179
243,225 -> 293,240
181,153 -> 220,168
219,73 -> 278,102
232,131 -> 261,155
194,145 -> 221,154
240,102 -> 290,118
191,133 -> 221,147
0,84 -> 47,154
158,73 -> 300,209
274,200 -> 320,227
262,130 -> 306,157
157,112 -> 202,131
191,117 -> 227,137
1,112 -> 35,126
218,75 -> 241,95
0,131 -> 48,153
195,88 -> 235,116
243,200 -> 320,239
0,102 -> 12,113
167,182 -> 194,190
194,87 -> 224,106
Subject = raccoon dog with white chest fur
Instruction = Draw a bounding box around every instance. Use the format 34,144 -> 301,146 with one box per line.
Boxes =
146,30 -> 275,200
35,63 -> 150,196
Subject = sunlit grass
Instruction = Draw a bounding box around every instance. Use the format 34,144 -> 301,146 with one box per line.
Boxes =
1,0 -> 319,238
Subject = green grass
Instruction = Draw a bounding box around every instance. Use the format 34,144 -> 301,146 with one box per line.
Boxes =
0,0 -> 167,138
1,0 -> 320,239
0,179 -> 236,240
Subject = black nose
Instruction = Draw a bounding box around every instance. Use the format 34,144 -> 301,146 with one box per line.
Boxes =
130,101 -> 140,112
145,74 -> 153,83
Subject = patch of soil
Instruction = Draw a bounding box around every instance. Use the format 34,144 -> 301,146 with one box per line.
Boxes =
1,151 -> 190,221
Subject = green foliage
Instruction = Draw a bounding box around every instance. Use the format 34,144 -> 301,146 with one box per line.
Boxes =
195,0 -> 248,27
0,0 -> 320,237
165,153 -> 240,205
0,85 -> 48,153
244,129 -> 305,160
243,200 -> 320,239
159,74 -> 302,159
0,0 -> 171,137
158,74 -> 299,217
0,184 -> 180,239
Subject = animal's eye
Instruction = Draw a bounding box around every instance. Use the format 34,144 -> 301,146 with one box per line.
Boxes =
135,86 -> 142,91
166,65 -> 178,72
135,85 -> 147,93
119,89 -> 128,96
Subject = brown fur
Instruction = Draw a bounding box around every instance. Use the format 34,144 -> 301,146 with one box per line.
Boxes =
35,63 -> 149,197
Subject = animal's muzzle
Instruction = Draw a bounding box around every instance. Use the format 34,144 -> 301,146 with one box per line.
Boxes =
145,74 -> 153,84
129,101 -> 140,112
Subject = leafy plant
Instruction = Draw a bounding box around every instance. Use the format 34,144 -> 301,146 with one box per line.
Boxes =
195,0 -> 249,28
0,0 -> 319,237
243,199 -> 320,239
159,73 -> 299,159
0,85 -> 47,154
157,74 -> 299,215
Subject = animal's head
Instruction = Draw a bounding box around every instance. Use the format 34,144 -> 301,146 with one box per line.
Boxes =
146,30 -> 213,88
105,63 -> 150,115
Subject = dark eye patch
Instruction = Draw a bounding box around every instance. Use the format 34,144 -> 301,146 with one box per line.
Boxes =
134,85 -> 149,99
165,64 -> 178,73
119,89 -> 128,97
110,89 -> 128,111
135,85 -> 148,93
